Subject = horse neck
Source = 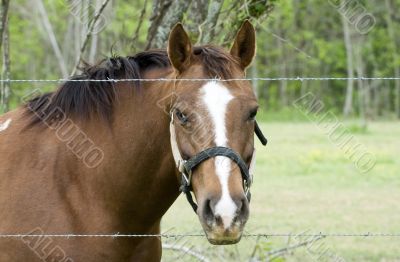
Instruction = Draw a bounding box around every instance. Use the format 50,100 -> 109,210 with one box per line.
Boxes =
75,72 -> 180,230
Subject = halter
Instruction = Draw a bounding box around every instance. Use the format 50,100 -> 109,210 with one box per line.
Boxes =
170,112 -> 267,212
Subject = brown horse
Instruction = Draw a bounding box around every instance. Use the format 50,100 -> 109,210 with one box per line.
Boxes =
0,21 -> 264,261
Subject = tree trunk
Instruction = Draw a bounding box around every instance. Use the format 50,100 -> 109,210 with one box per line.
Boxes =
342,15 -> 354,117
74,17 -> 81,59
62,16 -> 75,68
146,0 -> 171,48
371,80 -> 380,117
260,32 -> 269,110
89,0 -> 101,63
0,0 -> 10,53
384,0 -> 400,118
197,0 -> 224,44
81,0 -> 89,42
131,0 -> 148,52
1,0 -> 10,113
36,0 -> 69,78
354,37 -> 368,128
277,27 -> 287,107
71,0 -> 111,75
187,0 -> 209,42
146,0 -> 191,49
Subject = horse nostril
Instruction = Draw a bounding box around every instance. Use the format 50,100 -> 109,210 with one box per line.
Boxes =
236,198 -> 244,212
214,215 -> 223,227
203,199 -> 215,221
235,196 -> 249,219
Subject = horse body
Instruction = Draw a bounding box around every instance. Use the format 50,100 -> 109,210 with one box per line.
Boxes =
0,70 -> 180,261
0,21 -> 258,261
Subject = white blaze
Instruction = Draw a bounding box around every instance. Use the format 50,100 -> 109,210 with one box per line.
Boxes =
201,81 -> 236,229
0,118 -> 11,132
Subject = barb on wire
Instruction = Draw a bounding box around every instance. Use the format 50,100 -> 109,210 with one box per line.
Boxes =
1,76 -> 400,83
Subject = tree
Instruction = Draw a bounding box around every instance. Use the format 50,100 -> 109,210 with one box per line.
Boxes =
71,0 -> 111,75
385,0 -> 400,118
342,14 -> 354,117
197,0 -> 224,44
0,0 -> 9,48
3,0 -> 400,119
146,0 -> 191,49
1,0 -> 10,112
35,0 -> 68,78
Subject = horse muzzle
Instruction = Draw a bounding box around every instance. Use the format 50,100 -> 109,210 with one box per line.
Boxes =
205,228 -> 243,245
199,194 -> 249,245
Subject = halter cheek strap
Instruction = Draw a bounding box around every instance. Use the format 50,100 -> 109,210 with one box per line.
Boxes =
169,113 -> 266,212
169,115 -> 197,211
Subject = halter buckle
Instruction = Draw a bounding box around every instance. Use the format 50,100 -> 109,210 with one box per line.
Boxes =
177,159 -> 187,174
178,160 -> 192,187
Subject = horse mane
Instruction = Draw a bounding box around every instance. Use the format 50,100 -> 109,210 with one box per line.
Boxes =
25,46 -> 239,125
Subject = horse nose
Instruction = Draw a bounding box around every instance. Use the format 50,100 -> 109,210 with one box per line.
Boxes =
202,195 -> 249,229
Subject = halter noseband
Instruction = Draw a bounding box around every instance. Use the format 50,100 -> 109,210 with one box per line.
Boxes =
170,113 -> 267,212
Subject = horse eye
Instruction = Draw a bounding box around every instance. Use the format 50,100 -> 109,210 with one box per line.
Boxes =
249,109 -> 258,121
175,109 -> 188,124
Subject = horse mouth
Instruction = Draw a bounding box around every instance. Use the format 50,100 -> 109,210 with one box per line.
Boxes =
207,236 -> 242,245
204,228 -> 243,245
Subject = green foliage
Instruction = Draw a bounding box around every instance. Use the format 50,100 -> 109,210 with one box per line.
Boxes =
3,0 -> 400,120
250,0 -> 400,119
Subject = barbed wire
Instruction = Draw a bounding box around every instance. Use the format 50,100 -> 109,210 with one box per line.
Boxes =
0,76 -> 400,83
1,232 -> 400,238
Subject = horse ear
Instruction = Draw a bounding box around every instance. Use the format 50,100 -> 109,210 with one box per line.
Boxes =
168,23 -> 192,73
230,20 -> 256,69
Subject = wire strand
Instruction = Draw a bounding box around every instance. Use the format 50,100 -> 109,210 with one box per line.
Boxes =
1,77 -> 400,83
1,233 -> 400,238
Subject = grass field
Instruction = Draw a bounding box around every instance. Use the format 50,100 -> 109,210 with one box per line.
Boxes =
161,121 -> 400,261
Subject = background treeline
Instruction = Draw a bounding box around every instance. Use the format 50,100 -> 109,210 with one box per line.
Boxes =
0,0 -> 399,120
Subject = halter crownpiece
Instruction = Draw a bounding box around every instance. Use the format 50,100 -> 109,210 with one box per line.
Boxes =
169,112 -> 267,212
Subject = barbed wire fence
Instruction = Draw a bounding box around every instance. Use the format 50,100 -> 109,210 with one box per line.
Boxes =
1,76 -> 400,83
1,232 -> 400,238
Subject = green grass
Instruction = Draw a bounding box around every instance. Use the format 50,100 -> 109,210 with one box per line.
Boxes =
161,121 -> 400,261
